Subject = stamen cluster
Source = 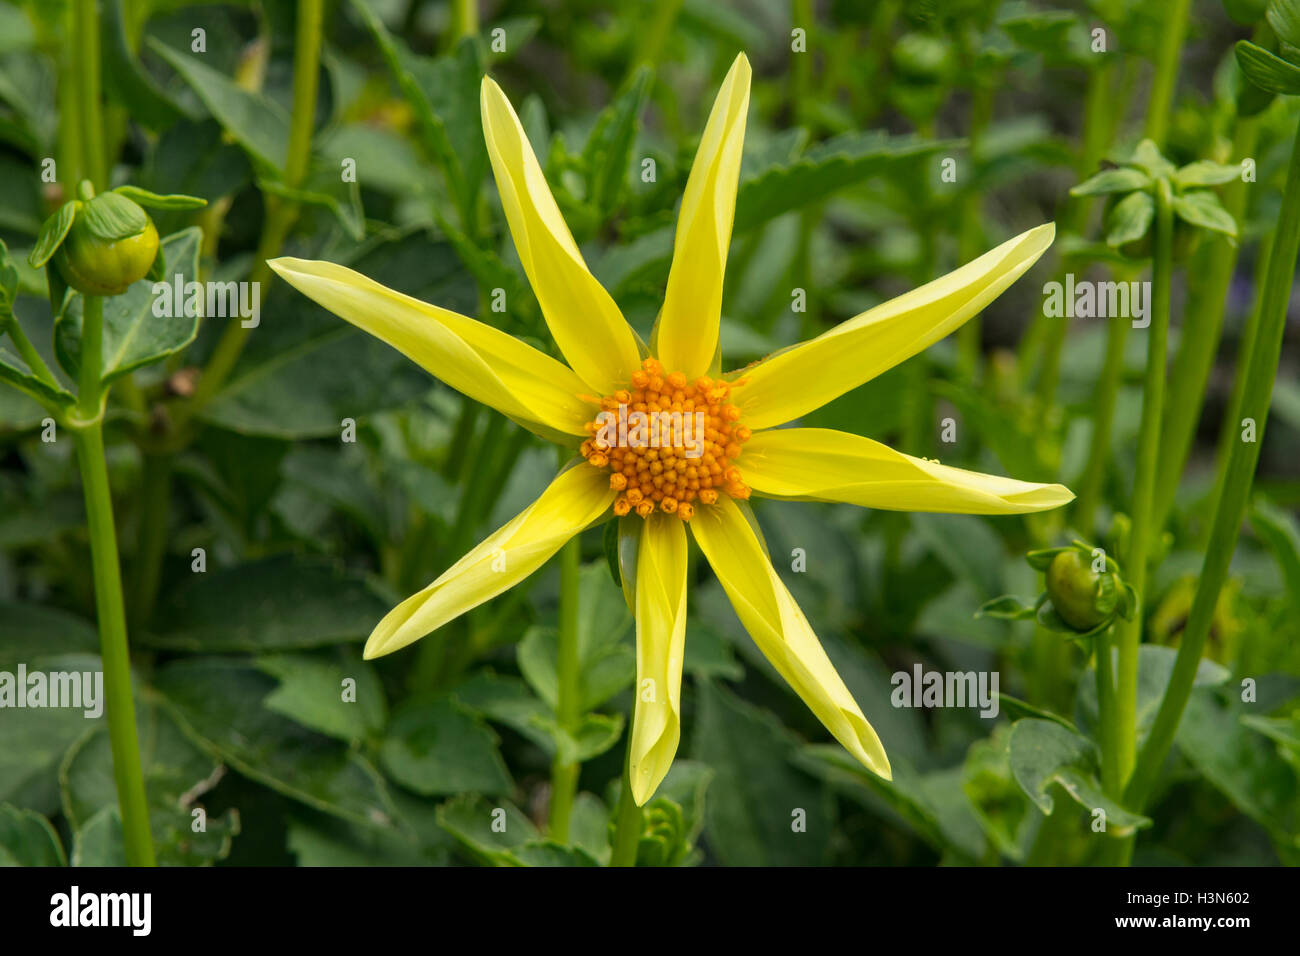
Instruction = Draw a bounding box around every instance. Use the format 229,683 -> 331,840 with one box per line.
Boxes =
580,358 -> 751,521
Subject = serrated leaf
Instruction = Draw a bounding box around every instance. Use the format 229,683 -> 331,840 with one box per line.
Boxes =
1070,167 -> 1151,196
379,695 -> 512,797
257,650 -> 387,744
733,132 -> 955,232
1172,190 -> 1238,237
53,227 -> 202,384
1235,39 -> 1300,95
1008,719 -> 1151,834
1105,190 -> 1154,248
149,39 -> 290,171
583,67 -> 650,212
140,554 -> 393,653
0,804 -> 66,866
154,658 -> 398,828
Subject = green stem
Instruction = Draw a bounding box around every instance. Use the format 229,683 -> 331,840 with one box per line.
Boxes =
182,0 -> 322,420
1124,115 -> 1300,818
1150,116 -> 1259,537
1113,179 -> 1174,788
2,313 -> 61,390
957,81 -> 994,379
73,0 -> 106,188
1071,290 -> 1131,535
130,453 -> 172,626
72,295 -> 154,867
548,523 -> 582,841
1142,0 -> 1191,146
450,0 -> 478,41
608,754 -> 642,867
1094,627 -> 1121,793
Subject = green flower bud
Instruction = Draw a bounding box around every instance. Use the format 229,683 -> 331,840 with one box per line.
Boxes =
54,193 -> 160,297
1045,550 -> 1117,632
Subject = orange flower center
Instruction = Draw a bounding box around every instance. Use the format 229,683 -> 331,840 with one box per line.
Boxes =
580,358 -> 751,521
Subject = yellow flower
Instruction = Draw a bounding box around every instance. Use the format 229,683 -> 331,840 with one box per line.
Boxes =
268,53 -> 1072,806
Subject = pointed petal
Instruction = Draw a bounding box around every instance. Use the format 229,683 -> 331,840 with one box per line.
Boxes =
268,257 -> 592,436
743,427 -> 1074,514
364,463 -> 615,659
481,77 -> 641,394
734,224 -> 1055,429
690,497 -> 891,779
628,513 -> 689,806
655,53 -> 751,379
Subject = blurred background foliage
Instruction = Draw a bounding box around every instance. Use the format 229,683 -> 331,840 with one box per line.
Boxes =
0,0 -> 1298,866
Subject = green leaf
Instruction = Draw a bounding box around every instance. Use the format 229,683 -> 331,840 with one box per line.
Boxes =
350,0 -> 485,225
1250,499 -> 1300,620
516,565 -> 633,711
141,554 -> 393,653
28,201 -> 76,269
1178,688 -> 1300,843
997,694 -> 1078,732
734,132 -> 955,231
976,594 -> 1037,620
60,696 -> 240,865
257,650 -> 387,744
1171,190 -> 1238,237
102,0 -> 187,128
1268,0 -> 1300,48
1008,719 -> 1151,835
0,804 -> 66,866
1026,546 -> 1071,570
1130,139 -> 1177,179
691,681 -> 835,865
1105,190 -> 1155,248
154,658 -> 398,828
113,185 -> 207,210
1173,160 -> 1243,189
1070,167 -> 1151,196
0,341 -> 75,408
79,191 -> 149,242
257,173 -> 365,242
961,725 -> 1034,861
434,795 -> 598,866
53,227 -> 202,384
1074,644 -> 1229,747
583,66 -> 651,212
912,513 -> 1004,598
378,695 -> 513,797
149,39 -> 290,171
1235,39 -> 1300,95
287,810 -> 445,866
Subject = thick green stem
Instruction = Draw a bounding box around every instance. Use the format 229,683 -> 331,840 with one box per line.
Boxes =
1071,313 -> 1130,535
131,453 -> 173,626
1142,0 -> 1191,146
1150,117 -> 1258,537
608,757 -> 642,867
548,532 -> 582,841
72,295 -> 154,866
1113,179 -> 1174,787
1094,627 -> 1121,794
73,0 -> 106,188
1124,116 -> 1300,818
450,0 -> 478,40
183,0 -> 322,420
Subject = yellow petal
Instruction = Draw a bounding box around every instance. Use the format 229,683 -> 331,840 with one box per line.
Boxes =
364,463 -> 614,659
655,53 -> 751,379
690,497 -> 891,779
734,223 -> 1055,429
481,77 -> 641,394
629,513 -> 689,806
743,427 -> 1074,514
267,257 -> 591,437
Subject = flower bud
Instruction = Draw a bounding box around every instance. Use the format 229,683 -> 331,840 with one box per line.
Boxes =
1045,550 -> 1117,632
54,188 -> 160,296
